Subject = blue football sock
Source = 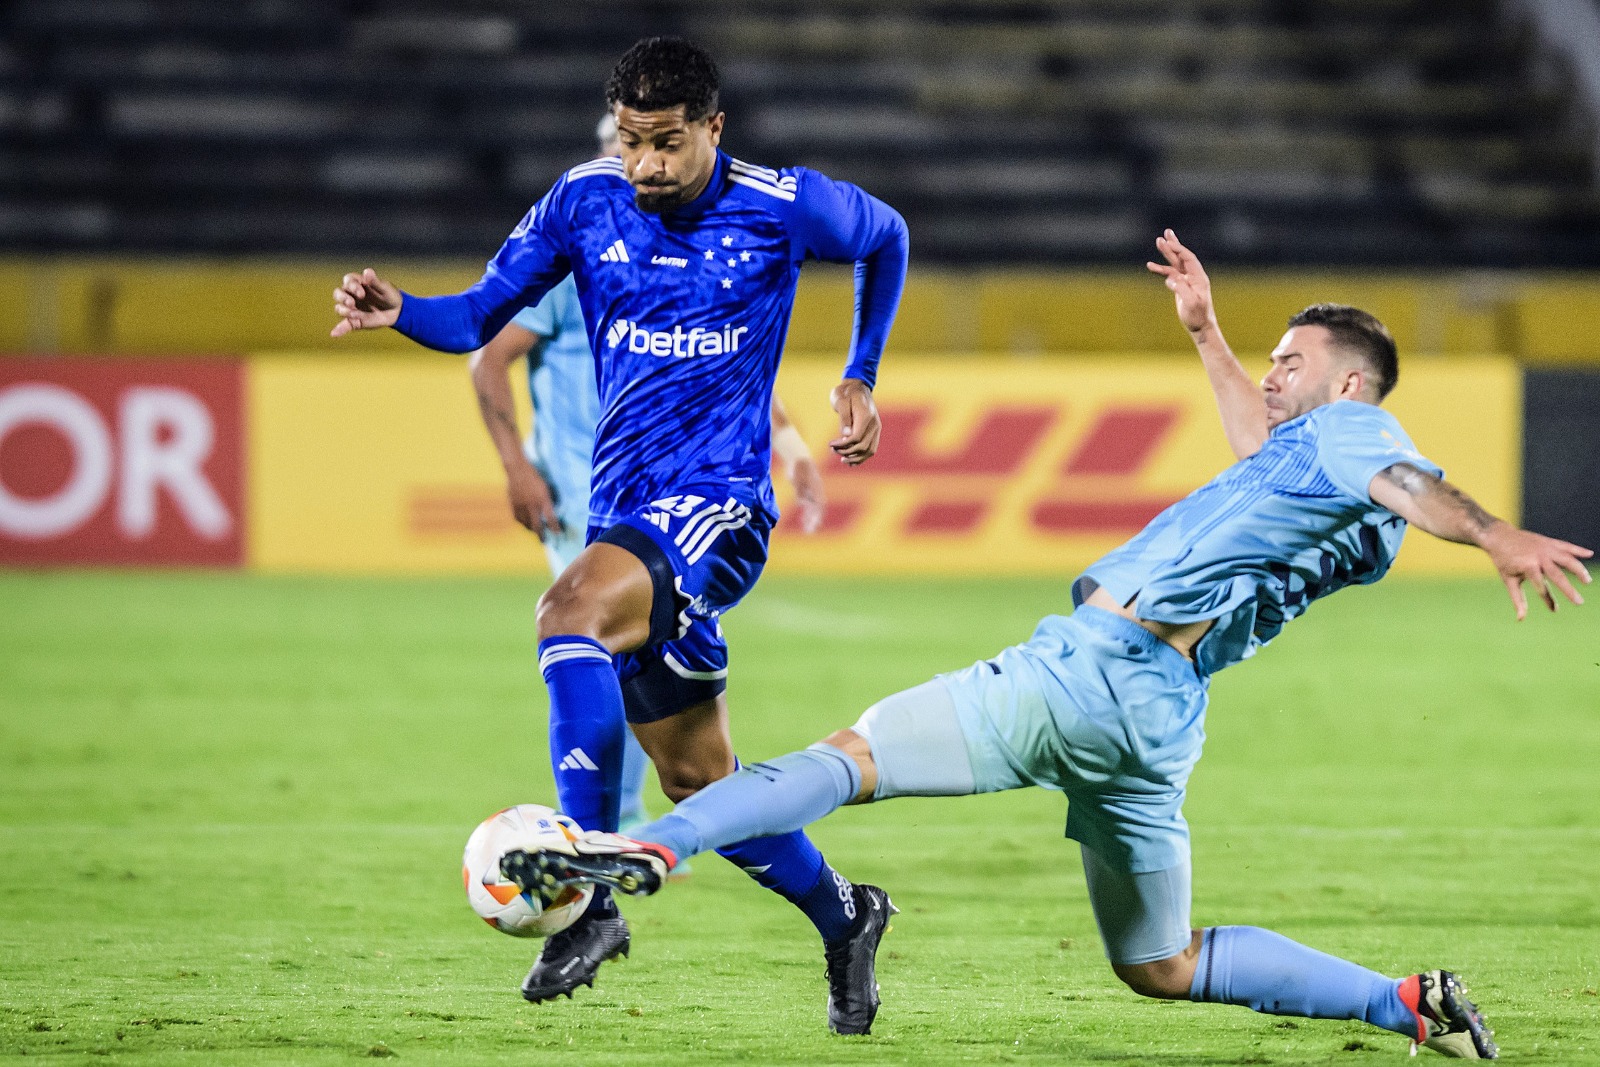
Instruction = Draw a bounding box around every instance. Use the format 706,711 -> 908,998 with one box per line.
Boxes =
618,730 -> 652,827
538,636 -> 625,835
1189,926 -> 1415,1037
718,832 -> 857,943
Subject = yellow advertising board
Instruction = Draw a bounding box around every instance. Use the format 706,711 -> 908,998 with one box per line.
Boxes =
248,353 -> 544,573
767,355 -> 1519,577
246,352 -> 1519,577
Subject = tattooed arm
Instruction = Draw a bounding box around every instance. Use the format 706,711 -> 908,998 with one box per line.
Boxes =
468,322 -> 561,537
1370,462 -> 1593,619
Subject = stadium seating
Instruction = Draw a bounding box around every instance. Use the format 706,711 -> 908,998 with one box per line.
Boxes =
1,0 -> 1596,265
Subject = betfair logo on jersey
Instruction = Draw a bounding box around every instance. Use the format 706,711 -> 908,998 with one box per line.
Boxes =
605,320 -> 750,358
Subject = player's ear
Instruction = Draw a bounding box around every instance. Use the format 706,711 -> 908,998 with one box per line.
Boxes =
705,111 -> 725,147
1337,365 -> 1366,401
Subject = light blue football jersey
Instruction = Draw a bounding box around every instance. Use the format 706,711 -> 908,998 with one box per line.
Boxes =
1077,400 -> 1443,678
510,276 -> 599,536
394,150 -> 908,529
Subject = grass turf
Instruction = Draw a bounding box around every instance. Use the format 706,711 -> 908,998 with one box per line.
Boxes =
1,571 -> 1597,1064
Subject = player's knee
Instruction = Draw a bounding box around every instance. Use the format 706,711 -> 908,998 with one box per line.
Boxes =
657,767 -> 719,804
535,582 -> 595,640
654,755 -> 733,803
1109,933 -> 1202,1000
818,728 -> 877,804
1111,960 -> 1189,1000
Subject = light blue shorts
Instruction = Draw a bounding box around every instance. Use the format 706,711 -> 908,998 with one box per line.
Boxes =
849,606 -> 1208,964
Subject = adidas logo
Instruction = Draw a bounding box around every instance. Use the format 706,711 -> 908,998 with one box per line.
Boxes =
557,748 -> 599,771
599,239 -> 629,263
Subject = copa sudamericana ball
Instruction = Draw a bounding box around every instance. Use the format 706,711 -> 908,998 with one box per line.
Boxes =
462,804 -> 592,938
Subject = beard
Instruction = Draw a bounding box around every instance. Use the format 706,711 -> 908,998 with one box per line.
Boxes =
633,184 -> 688,213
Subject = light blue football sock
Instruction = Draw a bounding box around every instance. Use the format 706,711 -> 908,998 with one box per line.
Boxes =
618,730 -> 652,827
632,744 -> 861,862
1189,925 -> 1415,1036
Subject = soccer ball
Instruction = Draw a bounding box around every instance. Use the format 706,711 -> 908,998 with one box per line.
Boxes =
462,804 -> 592,938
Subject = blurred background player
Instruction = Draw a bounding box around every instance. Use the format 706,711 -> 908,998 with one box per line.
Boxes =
467,113 -> 828,876
503,231 -> 1592,1058
334,36 -> 910,1029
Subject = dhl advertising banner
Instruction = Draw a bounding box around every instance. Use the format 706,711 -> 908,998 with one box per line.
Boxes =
0,358 -> 245,566
0,353 -> 1517,576
768,356 -> 1519,577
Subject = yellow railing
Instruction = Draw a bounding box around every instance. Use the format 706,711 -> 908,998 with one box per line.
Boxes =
2,258 -> 1597,363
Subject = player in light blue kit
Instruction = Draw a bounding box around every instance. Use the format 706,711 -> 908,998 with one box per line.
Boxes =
507,232 -> 1592,1057
468,117 -> 827,864
333,38 -> 908,1029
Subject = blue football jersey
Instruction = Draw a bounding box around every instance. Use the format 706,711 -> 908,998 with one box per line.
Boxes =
395,150 -> 909,529
1077,401 -> 1443,677
510,276 -> 598,535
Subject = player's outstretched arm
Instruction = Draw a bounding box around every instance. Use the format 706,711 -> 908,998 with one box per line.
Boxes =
468,324 -> 562,537
331,268 -> 403,336
771,396 -> 826,533
1371,462 -> 1594,619
1147,230 -> 1269,459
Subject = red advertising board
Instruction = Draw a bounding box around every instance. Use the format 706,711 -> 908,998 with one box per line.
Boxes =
0,358 -> 245,566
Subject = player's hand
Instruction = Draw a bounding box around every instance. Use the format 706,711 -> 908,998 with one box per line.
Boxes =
1479,521 -> 1593,620
1146,229 -> 1216,336
788,455 -> 827,534
331,268 -> 403,337
830,378 -> 880,466
505,461 -> 563,539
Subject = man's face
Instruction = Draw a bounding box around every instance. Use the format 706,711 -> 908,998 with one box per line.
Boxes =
613,104 -> 723,212
1261,325 -> 1366,429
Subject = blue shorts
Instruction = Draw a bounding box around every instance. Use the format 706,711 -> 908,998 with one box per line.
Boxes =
590,490 -> 772,725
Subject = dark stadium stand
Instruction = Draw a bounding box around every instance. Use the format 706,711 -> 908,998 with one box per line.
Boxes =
2,0 -> 1596,265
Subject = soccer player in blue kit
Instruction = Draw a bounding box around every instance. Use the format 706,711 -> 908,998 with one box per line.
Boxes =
502,232 -> 1592,1056
332,38 -> 909,1030
467,114 -> 828,877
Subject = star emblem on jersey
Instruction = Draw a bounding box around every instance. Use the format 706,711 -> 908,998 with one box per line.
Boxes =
740,251 -> 752,262
599,239 -> 629,264
721,235 -> 733,247
704,249 -> 715,260
721,278 -> 733,289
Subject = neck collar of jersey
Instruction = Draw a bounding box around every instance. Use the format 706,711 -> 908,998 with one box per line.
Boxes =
658,150 -> 731,220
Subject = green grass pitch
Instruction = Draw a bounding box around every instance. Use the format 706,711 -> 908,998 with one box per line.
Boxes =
2,571 -> 1598,1065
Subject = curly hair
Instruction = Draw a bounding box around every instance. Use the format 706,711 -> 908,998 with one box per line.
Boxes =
1287,303 -> 1399,400
606,37 -> 720,121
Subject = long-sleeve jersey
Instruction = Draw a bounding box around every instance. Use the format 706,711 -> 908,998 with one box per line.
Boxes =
1076,400 -> 1443,678
395,150 -> 909,528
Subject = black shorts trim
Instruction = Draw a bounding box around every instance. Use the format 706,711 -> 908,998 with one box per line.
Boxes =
594,522 -> 685,647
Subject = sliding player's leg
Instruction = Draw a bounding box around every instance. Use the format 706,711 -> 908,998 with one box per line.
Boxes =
1059,603 -> 1498,1059
1082,841 -> 1496,1058
629,698 -> 862,938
